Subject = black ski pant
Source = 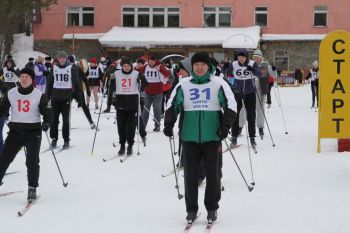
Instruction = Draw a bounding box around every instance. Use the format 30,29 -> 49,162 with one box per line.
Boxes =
182,141 -> 221,214
81,92 -> 93,124
117,109 -> 137,146
231,92 -> 256,138
311,80 -> 318,107
50,100 -> 71,142
266,82 -> 274,105
0,129 -> 41,187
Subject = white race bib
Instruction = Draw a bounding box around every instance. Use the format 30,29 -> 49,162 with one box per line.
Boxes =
53,65 -> 72,89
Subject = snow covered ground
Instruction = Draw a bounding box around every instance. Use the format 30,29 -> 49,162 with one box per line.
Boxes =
1,34 -> 350,233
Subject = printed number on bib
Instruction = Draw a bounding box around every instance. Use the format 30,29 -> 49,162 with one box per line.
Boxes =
17,99 -> 30,112
89,70 -> 97,77
146,71 -> 158,78
55,74 -> 69,82
121,78 -> 132,88
235,69 -> 250,77
189,88 -> 211,100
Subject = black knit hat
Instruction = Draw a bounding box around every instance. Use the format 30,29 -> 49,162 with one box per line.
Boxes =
120,56 -> 133,66
19,67 -> 35,80
191,52 -> 211,69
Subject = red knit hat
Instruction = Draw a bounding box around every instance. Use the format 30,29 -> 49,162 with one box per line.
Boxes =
90,57 -> 97,64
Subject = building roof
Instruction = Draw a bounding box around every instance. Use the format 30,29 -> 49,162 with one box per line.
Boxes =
97,26 -> 261,49
63,33 -> 104,40
261,34 -> 326,41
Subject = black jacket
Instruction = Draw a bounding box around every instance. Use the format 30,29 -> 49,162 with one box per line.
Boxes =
0,85 -> 51,132
46,62 -> 82,103
115,70 -> 147,111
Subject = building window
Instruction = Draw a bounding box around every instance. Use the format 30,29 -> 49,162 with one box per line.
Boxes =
122,7 -> 179,27
255,7 -> 268,27
203,7 -> 231,27
314,6 -> 327,27
274,50 -> 289,72
67,7 -> 94,27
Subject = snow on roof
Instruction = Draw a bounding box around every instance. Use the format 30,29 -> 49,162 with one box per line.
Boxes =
261,34 -> 326,41
98,26 -> 261,49
63,33 -> 104,40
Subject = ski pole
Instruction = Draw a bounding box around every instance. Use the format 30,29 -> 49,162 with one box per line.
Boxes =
168,136 -> 184,200
143,105 -> 161,126
90,92 -> 104,155
44,131 -> 68,187
274,85 -> 288,134
223,139 -> 253,192
243,118 -> 255,186
254,86 -> 276,147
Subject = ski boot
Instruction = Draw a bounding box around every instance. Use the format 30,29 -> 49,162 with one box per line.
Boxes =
186,212 -> 198,222
51,139 -> 57,148
153,125 -> 160,132
27,187 -> 37,202
250,137 -> 257,146
118,144 -> 125,155
141,136 -> 146,146
63,141 -> 70,149
103,107 -> 111,113
207,210 -> 217,222
230,137 -> 237,148
90,122 -> 96,129
258,128 -> 264,139
126,145 -> 133,156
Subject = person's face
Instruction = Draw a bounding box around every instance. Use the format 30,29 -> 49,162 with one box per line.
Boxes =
148,59 -> 156,67
122,63 -> 132,73
19,74 -> 33,88
178,68 -> 190,78
238,56 -> 247,64
136,62 -> 144,69
58,56 -> 67,66
193,62 -> 209,77
6,62 -> 12,68
253,55 -> 262,64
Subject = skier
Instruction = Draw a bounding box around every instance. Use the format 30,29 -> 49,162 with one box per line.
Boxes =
115,57 -> 147,155
86,57 -> 103,110
0,68 -> 51,202
46,51 -> 82,149
230,49 -> 261,147
252,49 -> 274,139
305,60 -> 319,108
0,57 -> 20,89
34,56 -> 49,93
163,51 -> 237,223
139,55 -> 170,132
69,56 -> 96,129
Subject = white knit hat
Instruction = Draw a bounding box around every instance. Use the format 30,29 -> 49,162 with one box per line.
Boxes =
253,49 -> 263,58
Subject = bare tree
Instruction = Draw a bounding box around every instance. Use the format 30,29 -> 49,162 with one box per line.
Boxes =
0,0 -> 57,64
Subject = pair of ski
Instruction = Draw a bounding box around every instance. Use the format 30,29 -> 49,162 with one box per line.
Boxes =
184,213 -> 214,233
223,144 -> 258,154
41,145 -> 74,155
0,191 -> 40,217
161,166 -> 183,178
102,153 -> 133,163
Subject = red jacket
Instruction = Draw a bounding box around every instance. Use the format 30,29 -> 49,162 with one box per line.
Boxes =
138,61 -> 170,95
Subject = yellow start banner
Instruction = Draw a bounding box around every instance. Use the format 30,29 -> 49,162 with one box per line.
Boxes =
318,30 -> 350,152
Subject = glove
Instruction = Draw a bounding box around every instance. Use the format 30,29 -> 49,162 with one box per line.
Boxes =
217,125 -> 230,140
163,126 -> 174,137
246,65 -> 253,71
41,122 -> 50,132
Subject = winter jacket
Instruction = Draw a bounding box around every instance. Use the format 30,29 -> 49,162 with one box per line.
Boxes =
46,62 -> 82,103
114,69 -> 147,111
231,60 -> 261,96
138,61 -> 170,95
0,85 -> 51,131
165,71 -> 237,143
34,62 -> 48,85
